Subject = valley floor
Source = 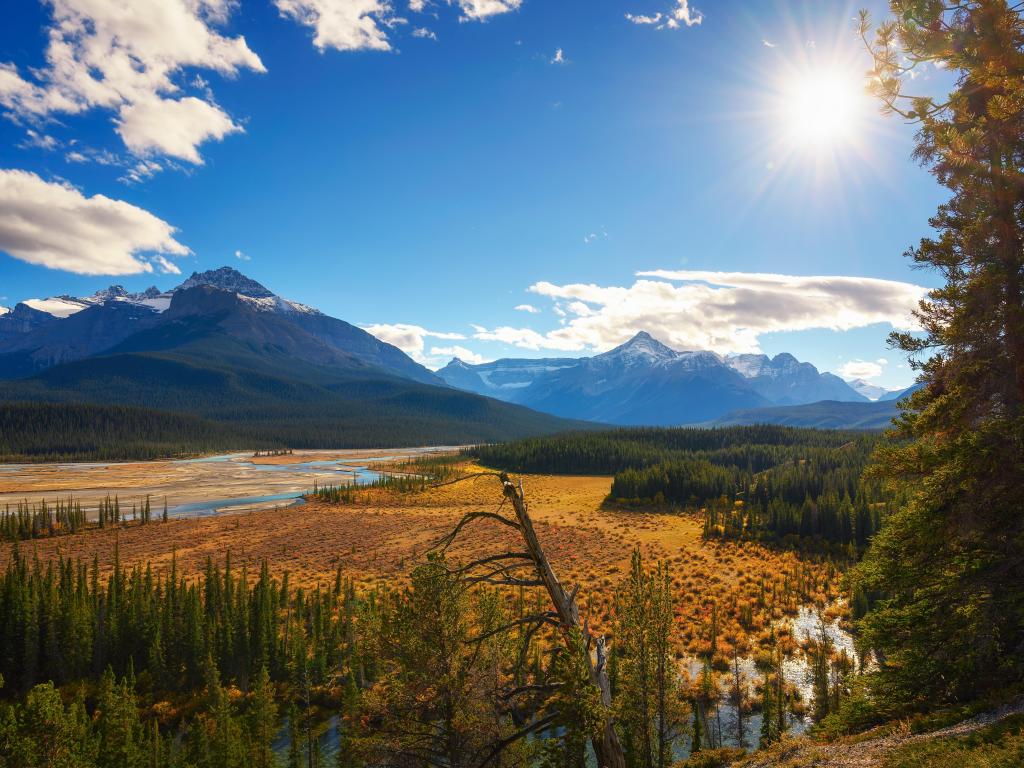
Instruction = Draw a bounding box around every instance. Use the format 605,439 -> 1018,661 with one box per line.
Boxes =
0,466 -> 844,649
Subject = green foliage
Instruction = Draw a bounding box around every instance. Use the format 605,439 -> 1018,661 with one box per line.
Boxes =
0,401 -> 260,463
856,0 -> 1024,713
473,426 -> 892,549
615,551 -> 689,768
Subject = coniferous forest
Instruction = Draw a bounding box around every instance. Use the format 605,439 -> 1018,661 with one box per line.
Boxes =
472,426 -> 893,551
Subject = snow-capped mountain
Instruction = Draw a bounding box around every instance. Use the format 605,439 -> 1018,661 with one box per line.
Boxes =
0,267 -> 435,385
437,332 -> 866,426
726,352 -> 866,404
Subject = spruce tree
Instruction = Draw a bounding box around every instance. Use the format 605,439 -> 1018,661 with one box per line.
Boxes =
857,0 -> 1024,708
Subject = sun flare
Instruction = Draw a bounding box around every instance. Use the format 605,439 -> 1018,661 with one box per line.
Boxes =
782,67 -> 864,147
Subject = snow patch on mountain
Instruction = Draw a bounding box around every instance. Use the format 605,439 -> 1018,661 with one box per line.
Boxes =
22,297 -> 92,318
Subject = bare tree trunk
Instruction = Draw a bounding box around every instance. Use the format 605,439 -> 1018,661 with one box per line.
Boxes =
499,474 -> 626,768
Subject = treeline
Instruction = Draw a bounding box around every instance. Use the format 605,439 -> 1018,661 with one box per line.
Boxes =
473,427 -> 890,549
470,425 -> 865,475
0,495 -> 169,543
610,436 -> 893,548
0,548 -> 842,766
0,402 -> 265,463
0,498 -> 87,541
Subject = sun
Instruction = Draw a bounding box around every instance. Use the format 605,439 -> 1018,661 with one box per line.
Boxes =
781,67 -> 864,147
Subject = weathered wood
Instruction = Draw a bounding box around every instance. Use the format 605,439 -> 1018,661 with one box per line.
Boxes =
497,473 -> 626,768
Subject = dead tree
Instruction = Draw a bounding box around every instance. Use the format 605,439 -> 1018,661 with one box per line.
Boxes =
434,471 -> 626,768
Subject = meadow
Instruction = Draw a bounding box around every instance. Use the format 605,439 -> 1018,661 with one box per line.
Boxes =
0,462 -> 847,669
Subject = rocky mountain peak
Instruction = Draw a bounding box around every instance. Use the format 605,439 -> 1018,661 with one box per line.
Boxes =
601,331 -> 678,364
175,267 -> 274,299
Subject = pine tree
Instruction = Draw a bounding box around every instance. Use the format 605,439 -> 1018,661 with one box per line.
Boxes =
248,666 -> 277,768
857,1 -> 1024,708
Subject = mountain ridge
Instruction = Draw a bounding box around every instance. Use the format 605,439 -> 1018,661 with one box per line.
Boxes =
437,332 -> 868,425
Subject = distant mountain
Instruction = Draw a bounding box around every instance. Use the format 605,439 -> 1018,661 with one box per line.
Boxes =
710,399 -> 900,430
0,267 -> 437,385
437,332 -> 866,426
726,353 -> 867,404
0,268 -> 586,447
880,381 -> 925,401
845,378 -> 895,401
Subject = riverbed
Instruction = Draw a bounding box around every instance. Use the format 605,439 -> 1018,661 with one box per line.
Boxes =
0,447 -> 456,518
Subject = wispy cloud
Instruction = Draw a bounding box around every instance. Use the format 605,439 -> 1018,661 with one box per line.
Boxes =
235,249 -> 251,261
514,304 -> 540,314
550,48 -> 567,64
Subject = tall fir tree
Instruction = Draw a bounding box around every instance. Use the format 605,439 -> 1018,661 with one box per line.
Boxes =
856,0 -> 1024,709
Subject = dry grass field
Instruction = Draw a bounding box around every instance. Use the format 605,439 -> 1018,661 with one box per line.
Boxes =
0,462 -> 845,662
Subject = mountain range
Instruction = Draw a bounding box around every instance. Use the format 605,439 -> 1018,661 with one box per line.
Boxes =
436,331 -> 886,426
0,268 -> 585,447
0,269 -> 916,440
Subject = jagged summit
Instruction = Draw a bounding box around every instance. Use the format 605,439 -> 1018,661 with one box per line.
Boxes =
175,267 -> 274,299
599,331 -> 678,364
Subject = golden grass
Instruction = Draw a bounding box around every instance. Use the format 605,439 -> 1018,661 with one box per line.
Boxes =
0,463 -> 844,659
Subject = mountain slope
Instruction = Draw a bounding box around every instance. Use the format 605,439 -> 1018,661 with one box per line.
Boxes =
0,268 -> 590,447
0,267 -> 440,386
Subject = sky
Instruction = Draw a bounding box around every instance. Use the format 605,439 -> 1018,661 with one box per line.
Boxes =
0,0 -> 951,390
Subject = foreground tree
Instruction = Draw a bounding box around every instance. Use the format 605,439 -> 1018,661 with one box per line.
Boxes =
857,1 -> 1024,709
615,551 -> 688,768
436,472 -> 627,767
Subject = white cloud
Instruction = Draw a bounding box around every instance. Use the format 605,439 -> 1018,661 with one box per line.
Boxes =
514,304 -> 540,314
412,26 -> 438,40
235,249 -> 251,261
627,0 -> 702,30
470,270 -> 925,355
456,0 -> 522,21
429,345 -> 488,365
409,0 -> 428,10
0,0 -> 264,164
275,0 -> 395,52
151,255 -> 182,275
762,39 -> 776,48
361,322 -> 465,362
0,169 -> 189,275
550,48 -> 566,64
838,360 -> 885,380
116,96 -> 241,163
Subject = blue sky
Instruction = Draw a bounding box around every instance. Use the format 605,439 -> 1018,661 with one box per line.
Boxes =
0,0 -> 949,389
